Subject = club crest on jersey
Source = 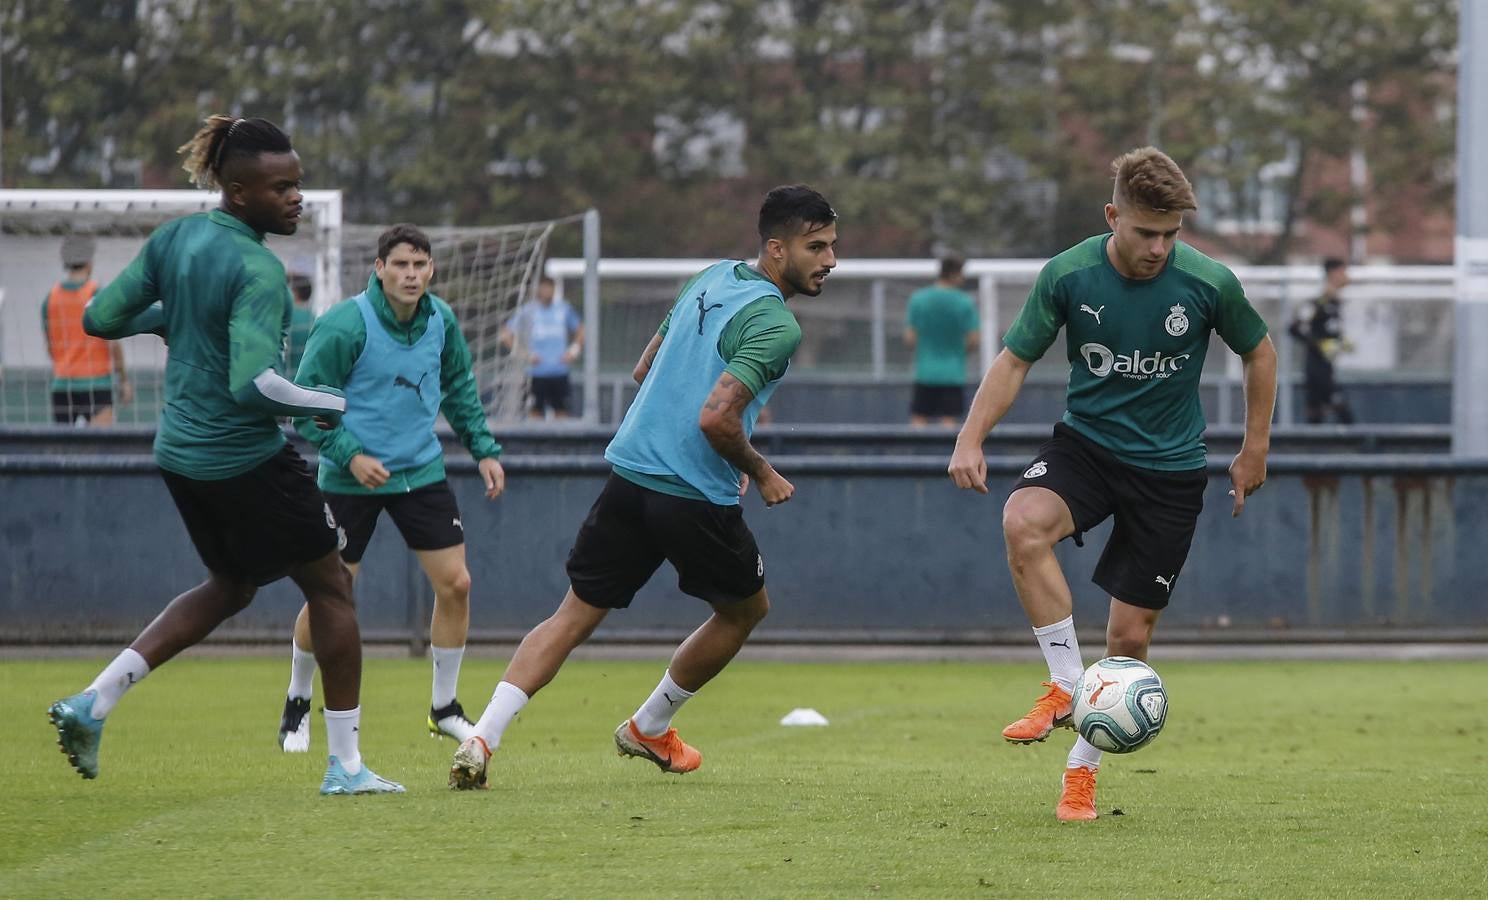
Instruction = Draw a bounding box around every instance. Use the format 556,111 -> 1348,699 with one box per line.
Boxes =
1165,304 -> 1190,337
1023,460 -> 1048,479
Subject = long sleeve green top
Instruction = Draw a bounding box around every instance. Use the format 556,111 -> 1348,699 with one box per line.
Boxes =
84,209 -> 344,479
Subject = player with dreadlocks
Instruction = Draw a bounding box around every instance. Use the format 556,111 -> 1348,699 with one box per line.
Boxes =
46,115 -> 405,795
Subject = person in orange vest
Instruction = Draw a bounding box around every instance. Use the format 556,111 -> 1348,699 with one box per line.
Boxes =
42,235 -> 132,425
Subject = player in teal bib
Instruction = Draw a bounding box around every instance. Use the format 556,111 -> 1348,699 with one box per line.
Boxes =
449,185 -> 838,791
606,259 -> 789,505
949,148 -> 1277,823
278,224 -> 506,752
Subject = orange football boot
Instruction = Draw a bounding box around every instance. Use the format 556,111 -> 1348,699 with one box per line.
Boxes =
614,719 -> 702,773
1001,681 -> 1074,743
1056,766 -> 1099,821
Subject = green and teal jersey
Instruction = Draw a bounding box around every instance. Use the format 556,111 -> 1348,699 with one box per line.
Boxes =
613,262 -> 801,502
84,210 -> 345,479
1002,235 -> 1268,471
907,285 -> 979,385
293,273 -> 502,495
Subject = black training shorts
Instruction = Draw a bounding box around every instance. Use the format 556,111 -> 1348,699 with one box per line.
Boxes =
160,444 -> 342,586
566,472 -> 764,609
1010,423 -> 1207,610
910,383 -> 965,419
325,479 -> 465,564
52,387 -> 114,424
529,374 -> 571,414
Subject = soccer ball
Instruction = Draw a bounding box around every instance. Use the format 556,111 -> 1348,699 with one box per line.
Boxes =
1071,656 -> 1167,753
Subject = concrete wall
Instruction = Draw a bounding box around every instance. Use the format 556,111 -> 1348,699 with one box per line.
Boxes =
0,369 -> 1453,427
4,454 -> 1484,644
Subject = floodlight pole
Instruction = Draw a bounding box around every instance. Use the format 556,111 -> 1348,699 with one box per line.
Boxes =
1453,0 -> 1488,455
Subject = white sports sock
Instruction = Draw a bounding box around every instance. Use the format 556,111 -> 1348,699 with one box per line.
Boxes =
1067,736 -> 1103,772
1032,616 -> 1084,692
86,648 -> 150,719
632,670 -> 695,737
288,641 -> 317,700
324,706 -> 362,775
474,681 -> 529,749
431,645 -> 465,709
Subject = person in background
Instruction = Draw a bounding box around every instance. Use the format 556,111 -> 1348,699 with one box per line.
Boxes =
42,234 -> 132,425
286,271 -> 315,377
501,276 -> 584,419
1288,258 -> 1355,424
905,257 -> 979,426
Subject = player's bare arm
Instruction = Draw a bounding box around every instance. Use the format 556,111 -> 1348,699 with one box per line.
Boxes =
1228,335 -> 1277,517
699,371 -> 793,505
632,332 -> 663,384
949,348 -> 1033,493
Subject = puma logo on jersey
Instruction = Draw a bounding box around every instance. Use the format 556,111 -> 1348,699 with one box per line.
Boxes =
696,291 -> 725,334
1079,304 -> 1105,325
393,372 -> 429,401
1155,574 -> 1176,592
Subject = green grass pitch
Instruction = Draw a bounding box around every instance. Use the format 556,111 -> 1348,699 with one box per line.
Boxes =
3,656 -> 1484,897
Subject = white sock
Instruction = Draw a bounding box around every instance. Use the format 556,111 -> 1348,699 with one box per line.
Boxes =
1068,736 -> 1103,772
474,681 -> 529,749
86,648 -> 150,719
324,706 -> 362,775
632,670 -> 695,737
431,645 -> 465,709
288,641 -> 317,700
1033,616 -> 1085,692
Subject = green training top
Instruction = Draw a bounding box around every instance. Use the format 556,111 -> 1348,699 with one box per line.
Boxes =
907,285 -> 979,386
85,210 -> 345,479
614,262 -> 801,501
1002,235 -> 1268,470
292,273 -> 502,495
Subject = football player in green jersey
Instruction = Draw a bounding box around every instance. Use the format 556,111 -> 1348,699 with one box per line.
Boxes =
948,147 -> 1276,821
46,116 -> 402,795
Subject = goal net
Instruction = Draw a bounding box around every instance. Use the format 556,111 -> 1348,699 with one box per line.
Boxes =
0,190 -> 582,427
340,220 -> 573,424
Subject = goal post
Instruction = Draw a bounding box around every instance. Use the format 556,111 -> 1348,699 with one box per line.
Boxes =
0,188 -> 341,425
0,189 -> 597,426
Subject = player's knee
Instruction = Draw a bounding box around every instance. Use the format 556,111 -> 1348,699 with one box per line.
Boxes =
730,592 -> 769,628
209,574 -> 257,613
438,567 -> 472,603
1106,623 -> 1153,659
1002,501 -> 1057,559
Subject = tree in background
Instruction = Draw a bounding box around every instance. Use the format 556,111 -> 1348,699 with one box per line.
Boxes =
0,0 -> 1458,261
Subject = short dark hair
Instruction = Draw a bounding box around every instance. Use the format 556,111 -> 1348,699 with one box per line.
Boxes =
377,223 -> 432,261
1323,258 -> 1347,274
288,272 -> 313,302
538,275 -> 555,288
939,257 -> 964,280
178,115 -> 293,190
758,184 -> 836,243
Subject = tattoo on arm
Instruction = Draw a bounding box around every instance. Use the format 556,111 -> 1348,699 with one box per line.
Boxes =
699,372 -> 770,479
633,333 -> 663,384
